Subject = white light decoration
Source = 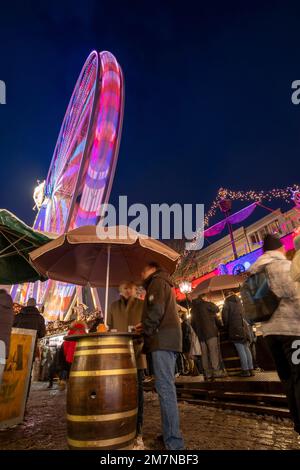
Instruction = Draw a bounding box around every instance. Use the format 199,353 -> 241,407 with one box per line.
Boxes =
33,180 -> 46,210
179,281 -> 192,295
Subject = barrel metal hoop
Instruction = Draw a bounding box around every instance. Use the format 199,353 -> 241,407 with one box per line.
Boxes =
78,338 -> 132,347
69,368 -> 137,377
67,430 -> 136,448
74,348 -> 134,357
67,408 -> 138,422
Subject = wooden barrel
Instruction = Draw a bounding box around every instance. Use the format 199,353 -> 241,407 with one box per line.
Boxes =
66,333 -> 138,450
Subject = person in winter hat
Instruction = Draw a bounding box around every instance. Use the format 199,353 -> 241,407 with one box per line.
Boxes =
262,233 -> 285,252
250,233 -> 300,435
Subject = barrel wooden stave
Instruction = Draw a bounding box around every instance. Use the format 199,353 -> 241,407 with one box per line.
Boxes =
67,335 -> 137,450
67,375 -> 137,415
67,415 -> 137,439
73,354 -> 136,371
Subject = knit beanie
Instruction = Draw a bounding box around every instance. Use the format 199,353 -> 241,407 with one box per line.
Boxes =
262,234 -> 283,252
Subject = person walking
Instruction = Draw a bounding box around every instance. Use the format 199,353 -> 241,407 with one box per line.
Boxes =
40,340 -> 53,381
61,320 -> 87,390
0,289 -> 14,385
13,298 -> 46,341
107,281 -> 146,449
135,262 -> 184,450
250,234 -> 300,435
191,295 -> 225,380
222,292 -> 254,377
47,345 -> 63,389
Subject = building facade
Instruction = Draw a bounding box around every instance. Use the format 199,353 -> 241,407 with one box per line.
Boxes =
179,207 -> 300,281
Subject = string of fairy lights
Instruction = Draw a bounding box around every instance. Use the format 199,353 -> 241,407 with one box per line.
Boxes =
177,184 -> 300,279
204,185 -> 300,227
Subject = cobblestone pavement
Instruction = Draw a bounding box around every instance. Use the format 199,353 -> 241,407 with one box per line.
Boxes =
0,383 -> 299,450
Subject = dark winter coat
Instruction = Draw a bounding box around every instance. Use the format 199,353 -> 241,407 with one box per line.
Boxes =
191,298 -> 220,341
13,306 -> 46,339
0,290 -> 14,358
142,270 -> 182,353
181,319 -> 192,353
222,294 -> 247,344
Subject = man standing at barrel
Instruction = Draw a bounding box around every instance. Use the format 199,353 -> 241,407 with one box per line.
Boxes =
136,262 -> 185,450
107,281 -> 146,449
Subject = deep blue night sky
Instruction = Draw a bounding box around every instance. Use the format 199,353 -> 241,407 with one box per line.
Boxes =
0,0 -> 300,227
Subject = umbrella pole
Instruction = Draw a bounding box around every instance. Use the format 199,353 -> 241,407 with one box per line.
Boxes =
104,245 -> 111,325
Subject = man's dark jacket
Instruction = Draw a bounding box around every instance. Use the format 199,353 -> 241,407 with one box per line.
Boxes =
191,298 -> 220,341
222,294 -> 248,343
13,306 -> 46,339
142,270 -> 182,353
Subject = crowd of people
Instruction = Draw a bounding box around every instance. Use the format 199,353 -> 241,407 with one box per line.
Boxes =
187,292 -> 256,379
1,233 -> 300,449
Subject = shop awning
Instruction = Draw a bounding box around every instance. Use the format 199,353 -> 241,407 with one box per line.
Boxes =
0,209 -> 52,284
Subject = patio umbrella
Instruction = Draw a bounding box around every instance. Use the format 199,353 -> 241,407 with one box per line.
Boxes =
0,209 -> 51,284
30,225 -> 180,320
191,274 -> 245,299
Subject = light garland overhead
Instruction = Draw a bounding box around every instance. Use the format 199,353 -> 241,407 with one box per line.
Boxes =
204,185 -> 300,227
176,184 -> 300,279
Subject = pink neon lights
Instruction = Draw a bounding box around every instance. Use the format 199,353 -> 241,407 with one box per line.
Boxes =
16,51 -> 124,320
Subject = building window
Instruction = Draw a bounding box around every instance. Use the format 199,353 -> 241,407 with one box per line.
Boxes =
268,220 -> 282,235
259,227 -> 268,239
250,233 -> 259,245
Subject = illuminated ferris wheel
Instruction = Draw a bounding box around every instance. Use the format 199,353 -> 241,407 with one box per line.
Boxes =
13,51 -> 124,319
34,50 -> 124,233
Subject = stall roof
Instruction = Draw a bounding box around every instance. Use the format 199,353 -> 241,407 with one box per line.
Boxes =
0,209 -> 52,284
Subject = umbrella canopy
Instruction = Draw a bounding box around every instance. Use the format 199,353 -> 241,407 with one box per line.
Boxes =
29,225 -> 180,287
0,209 -> 51,284
191,274 -> 245,299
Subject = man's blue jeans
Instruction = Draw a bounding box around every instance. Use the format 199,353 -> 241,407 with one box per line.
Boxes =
234,342 -> 254,371
152,350 -> 185,450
